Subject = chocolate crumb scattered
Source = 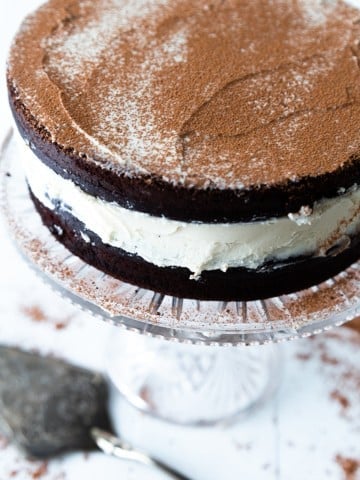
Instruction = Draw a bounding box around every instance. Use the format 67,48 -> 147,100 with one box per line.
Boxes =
320,352 -> 339,365
336,455 -> 360,480
21,305 -> 46,323
55,321 -> 68,330
330,390 -> 350,410
296,352 -> 311,361
21,304 -> 72,330
31,462 -> 48,479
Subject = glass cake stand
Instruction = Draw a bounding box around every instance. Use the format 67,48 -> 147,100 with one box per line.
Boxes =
2,128 -> 360,426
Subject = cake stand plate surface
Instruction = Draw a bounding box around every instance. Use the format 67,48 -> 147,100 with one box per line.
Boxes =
2,129 -> 360,346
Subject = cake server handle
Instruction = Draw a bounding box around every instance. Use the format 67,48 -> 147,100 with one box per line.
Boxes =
91,428 -> 192,480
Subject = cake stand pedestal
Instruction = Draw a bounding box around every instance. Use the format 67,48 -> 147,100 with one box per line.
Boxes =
106,331 -> 281,425
2,128 -> 360,426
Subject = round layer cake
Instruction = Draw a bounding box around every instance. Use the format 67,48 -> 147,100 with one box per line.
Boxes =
7,0 -> 360,300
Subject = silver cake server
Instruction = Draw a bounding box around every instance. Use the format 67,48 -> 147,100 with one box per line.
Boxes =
91,428 -> 192,480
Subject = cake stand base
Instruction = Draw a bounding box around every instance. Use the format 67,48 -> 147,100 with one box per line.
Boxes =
106,330 -> 282,426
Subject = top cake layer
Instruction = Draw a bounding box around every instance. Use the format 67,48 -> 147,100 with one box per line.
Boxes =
7,0 -> 360,221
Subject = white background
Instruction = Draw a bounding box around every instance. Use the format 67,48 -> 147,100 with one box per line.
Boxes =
1,2 -> 360,479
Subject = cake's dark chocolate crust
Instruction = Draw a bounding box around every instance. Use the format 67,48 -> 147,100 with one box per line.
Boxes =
10,86 -> 360,224
30,190 -> 360,301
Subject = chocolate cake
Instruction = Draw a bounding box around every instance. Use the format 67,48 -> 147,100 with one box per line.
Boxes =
6,0 -> 360,300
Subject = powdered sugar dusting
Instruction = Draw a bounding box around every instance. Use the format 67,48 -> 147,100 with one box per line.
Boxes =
42,0 -> 189,170
44,12 -> 119,86
94,23 -> 189,168
43,0 -> 171,87
299,0 -> 340,25
162,28 -> 188,64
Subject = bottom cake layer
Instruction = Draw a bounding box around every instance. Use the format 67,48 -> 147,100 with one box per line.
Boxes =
31,190 -> 360,301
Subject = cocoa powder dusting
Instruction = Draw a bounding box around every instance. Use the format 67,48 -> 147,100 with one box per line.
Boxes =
283,267 -> 360,322
7,0 -> 360,189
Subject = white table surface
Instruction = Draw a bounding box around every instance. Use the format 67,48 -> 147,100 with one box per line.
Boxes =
1,2 -> 360,479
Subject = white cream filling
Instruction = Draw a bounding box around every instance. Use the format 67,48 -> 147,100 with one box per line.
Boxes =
18,136 -> 360,277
